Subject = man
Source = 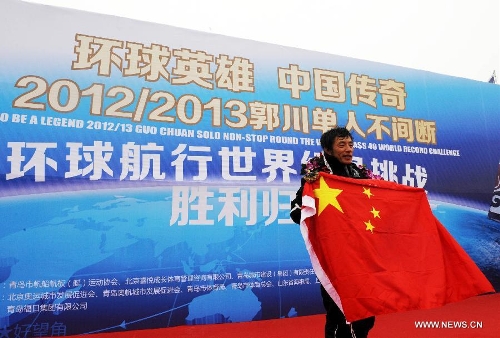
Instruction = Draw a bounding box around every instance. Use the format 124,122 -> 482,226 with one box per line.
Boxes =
290,127 -> 376,338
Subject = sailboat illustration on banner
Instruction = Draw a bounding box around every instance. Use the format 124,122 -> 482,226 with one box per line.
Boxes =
488,161 -> 500,222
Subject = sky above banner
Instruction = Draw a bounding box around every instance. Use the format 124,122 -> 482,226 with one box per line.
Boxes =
24,0 -> 500,84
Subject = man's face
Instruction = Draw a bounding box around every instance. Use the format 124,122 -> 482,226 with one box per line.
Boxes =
326,136 -> 353,165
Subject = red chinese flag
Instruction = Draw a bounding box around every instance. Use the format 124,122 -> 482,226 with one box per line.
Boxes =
300,172 -> 495,322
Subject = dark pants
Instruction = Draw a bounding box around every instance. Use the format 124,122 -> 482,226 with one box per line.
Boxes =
321,285 -> 375,338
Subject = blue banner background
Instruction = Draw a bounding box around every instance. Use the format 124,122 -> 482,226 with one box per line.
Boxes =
1,0 -> 499,336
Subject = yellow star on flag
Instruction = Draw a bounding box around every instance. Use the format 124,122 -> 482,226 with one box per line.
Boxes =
364,220 -> 375,233
370,207 -> 381,218
363,187 -> 373,198
313,176 -> 343,215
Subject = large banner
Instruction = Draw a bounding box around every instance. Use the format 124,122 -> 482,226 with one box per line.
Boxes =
1,0 -> 499,336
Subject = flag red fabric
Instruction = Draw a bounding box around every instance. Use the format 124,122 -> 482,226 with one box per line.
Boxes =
300,172 -> 495,322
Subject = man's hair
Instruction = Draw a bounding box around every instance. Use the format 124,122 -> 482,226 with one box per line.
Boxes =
320,127 -> 353,151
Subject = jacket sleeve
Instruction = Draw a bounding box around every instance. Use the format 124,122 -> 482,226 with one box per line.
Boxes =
290,179 -> 305,224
